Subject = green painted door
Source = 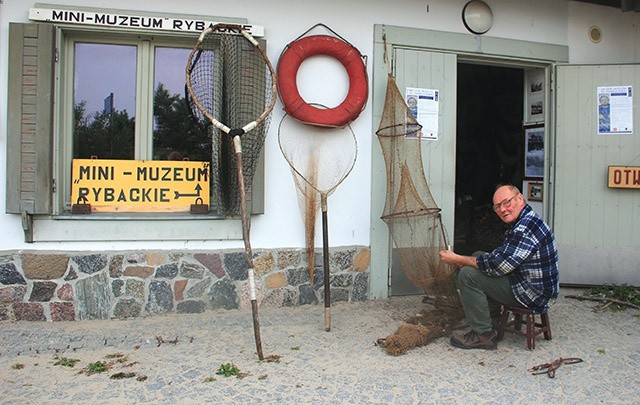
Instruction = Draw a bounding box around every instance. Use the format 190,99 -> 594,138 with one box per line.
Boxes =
554,64 -> 640,286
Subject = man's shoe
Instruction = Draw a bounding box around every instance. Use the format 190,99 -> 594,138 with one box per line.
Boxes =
491,316 -> 501,331
491,317 -> 506,341
450,330 -> 497,350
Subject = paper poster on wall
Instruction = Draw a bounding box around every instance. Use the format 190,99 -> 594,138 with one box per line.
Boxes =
524,69 -> 545,124
524,126 -> 544,179
597,86 -> 633,135
405,87 -> 439,140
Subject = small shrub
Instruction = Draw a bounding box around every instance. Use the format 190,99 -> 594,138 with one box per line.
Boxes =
85,361 -> 109,374
587,284 -> 640,311
216,363 -> 240,377
53,357 -> 80,368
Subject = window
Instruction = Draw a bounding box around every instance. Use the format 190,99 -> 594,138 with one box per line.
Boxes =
61,31 -> 212,212
7,18 -> 265,242
72,42 -> 137,160
153,47 -> 212,162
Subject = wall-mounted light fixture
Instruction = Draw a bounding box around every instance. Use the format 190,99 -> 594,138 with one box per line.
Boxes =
462,1 -> 493,35
588,25 -> 602,43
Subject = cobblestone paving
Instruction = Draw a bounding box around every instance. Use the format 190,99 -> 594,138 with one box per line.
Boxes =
0,288 -> 638,404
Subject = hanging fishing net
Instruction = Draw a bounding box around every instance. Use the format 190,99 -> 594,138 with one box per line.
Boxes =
186,30 -> 275,217
375,74 -> 463,354
186,24 -> 278,360
278,105 -> 357,331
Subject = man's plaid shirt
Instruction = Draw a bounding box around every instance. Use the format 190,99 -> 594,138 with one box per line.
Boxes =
476,204 -> 559,313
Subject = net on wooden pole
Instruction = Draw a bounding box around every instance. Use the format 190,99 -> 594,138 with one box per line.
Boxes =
278,107 -> 357,331
375,74 -> 461,311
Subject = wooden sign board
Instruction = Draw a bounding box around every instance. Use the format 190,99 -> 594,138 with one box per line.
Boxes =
71,159 -> 210,212
607,166 -> 640,189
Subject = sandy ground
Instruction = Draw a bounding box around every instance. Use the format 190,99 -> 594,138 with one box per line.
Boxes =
1,288 -> 639,404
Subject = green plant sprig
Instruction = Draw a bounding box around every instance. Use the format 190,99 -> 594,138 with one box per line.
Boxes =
216,363 -> 240,377
587,284 -> 640,311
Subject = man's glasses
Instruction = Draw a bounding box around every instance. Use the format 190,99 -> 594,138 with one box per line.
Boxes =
493,194 -> 519,212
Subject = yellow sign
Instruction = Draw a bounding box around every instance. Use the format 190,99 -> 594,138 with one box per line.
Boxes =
71,159 -> 210,212
607,166 -> 640,189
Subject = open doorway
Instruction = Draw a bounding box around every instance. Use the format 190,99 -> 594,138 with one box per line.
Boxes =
371,24 -> 565,298
453,63 -> 524,255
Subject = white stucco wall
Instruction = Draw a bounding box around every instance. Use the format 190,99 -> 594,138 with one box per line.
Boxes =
0,0 -> 636,253
568,1 -> 640,64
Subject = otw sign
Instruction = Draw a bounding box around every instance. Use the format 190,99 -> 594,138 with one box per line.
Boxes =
607,166 -> 640,189
71,159 -> 210,212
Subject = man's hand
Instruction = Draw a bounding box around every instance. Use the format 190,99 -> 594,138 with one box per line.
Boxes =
439,249 -> 457,264
439,250 -> 478,269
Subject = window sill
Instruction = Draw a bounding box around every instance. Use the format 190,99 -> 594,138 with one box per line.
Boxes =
31,214 -> 243,242
54,211 -> 226,220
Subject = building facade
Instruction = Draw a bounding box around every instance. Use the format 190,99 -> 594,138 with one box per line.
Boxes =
1,0 -> 639,321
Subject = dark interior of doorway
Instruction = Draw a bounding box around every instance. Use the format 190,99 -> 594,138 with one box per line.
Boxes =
454,63 -> 524,255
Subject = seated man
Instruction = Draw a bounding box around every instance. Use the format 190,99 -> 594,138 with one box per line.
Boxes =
439,184 -> 559,350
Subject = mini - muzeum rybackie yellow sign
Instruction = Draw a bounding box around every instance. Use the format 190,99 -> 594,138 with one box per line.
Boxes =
71,159 -> 210,212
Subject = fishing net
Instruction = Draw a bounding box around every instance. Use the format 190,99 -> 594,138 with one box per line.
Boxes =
278,106 -> 357,331
186,27 -> 275,217
375,74 -> 463,353
186,24 -> 278,360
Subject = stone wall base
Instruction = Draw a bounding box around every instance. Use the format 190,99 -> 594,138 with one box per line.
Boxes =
0,247 -> 370,321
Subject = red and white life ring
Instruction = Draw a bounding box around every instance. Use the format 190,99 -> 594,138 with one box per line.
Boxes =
277,35 -> 368,127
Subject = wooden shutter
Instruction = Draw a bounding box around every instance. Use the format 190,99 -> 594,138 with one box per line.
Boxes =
6,23 -> 55,215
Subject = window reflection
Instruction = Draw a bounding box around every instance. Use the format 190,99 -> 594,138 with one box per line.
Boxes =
73,43 -> 136,159
153,47 -> 211,162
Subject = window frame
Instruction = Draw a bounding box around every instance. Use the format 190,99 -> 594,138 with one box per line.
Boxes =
57,29 -> 203,213
8,17 -> 266,242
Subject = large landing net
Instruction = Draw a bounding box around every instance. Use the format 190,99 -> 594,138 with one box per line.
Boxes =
186,28 -> 275,217
375,74 -> 463,354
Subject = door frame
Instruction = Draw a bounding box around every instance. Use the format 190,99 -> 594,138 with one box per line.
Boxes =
370,25 -> 568,299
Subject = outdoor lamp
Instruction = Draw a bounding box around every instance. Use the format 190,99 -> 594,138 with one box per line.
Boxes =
462,0 -> 494,35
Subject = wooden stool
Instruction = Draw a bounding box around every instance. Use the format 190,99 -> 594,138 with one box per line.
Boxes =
497,305 -> 551,350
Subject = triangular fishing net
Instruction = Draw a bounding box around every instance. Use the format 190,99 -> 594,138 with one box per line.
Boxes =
187,33 -> 274,217
278,106 -> 358,331
375,74 -> 463,354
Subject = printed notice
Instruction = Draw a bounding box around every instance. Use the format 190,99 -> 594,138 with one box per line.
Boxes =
597,86 -> 633,135
406,87 -> 439,140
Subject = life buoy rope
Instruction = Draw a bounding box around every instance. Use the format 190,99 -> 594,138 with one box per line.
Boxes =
277,34 -> 368,128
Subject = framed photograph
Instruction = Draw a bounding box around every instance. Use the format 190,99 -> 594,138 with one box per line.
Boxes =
524,126 -> 544,179
527,182 -> 543,202
524,69 -> 545,124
